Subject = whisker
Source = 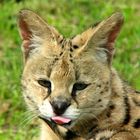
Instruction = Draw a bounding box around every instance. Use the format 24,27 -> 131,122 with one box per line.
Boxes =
20,114 -> 37,128
21,110 -> 35,117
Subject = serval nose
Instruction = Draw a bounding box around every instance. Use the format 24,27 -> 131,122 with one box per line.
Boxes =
50,96 -> 70,115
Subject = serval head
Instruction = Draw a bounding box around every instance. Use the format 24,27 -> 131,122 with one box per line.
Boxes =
18,10 -> 123,134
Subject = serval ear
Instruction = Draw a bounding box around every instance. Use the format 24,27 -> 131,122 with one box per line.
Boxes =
18,9 -> 62,62
72,12 -> 124,64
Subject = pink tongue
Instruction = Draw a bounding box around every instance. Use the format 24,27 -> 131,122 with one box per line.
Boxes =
51,116 -> 71,125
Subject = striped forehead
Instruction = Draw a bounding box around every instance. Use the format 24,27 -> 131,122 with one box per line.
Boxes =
58,38 -> 80,62
58,39 -> 72,61
50,39 -> 76,80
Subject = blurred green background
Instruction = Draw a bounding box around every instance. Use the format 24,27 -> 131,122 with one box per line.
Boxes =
0,0 -> 140,139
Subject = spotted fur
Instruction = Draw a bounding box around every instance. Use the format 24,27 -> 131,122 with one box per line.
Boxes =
18,10 -> 140,140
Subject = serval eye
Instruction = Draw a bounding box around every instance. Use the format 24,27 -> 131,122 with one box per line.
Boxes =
38,79 -> 51,91
72,82 -> 89,96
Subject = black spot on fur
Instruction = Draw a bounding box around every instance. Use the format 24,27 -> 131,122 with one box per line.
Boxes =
73,45 -> 79,49
109,104 -> 115,110
61,38 -> 66,48
98,99 -> 102,102
133,119 -> 140,128
54,58 -> 59,61
65,130 -> 77,139
106,105 -> 115,118
99,137 -> 109,140
97,84 -> 101,88
70,54 -> 72,57
123,96 -> 130,125
100,105 -> 103,108
59,39 -> 63,44
26,95 -> 31,100
60,52 -> 63,56
70,59 -> 73,63
69,40 -> 72,46
26,95 -> 36,104
106,81 -> 109,85
62,44 -> 64,48
70,47 -> 73,52
105,88 -> 108,92
100,91 -> 104,94
106,111 -> 111,118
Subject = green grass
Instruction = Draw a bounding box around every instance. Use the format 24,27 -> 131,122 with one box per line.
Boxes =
0,0 -> 140,139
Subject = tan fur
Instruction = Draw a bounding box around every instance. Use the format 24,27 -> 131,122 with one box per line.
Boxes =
18,10 -> 140,140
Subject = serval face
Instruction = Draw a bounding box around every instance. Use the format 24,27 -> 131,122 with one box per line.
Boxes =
18,10 -> 123,132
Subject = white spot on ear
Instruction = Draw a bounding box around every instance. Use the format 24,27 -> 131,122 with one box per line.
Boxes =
95,47 -> 108,63
30,35 -> 43,48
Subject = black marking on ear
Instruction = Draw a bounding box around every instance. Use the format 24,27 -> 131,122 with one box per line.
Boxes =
133,119 -> 140,128
123,96 -> 130,125
73,45 -> 79,49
